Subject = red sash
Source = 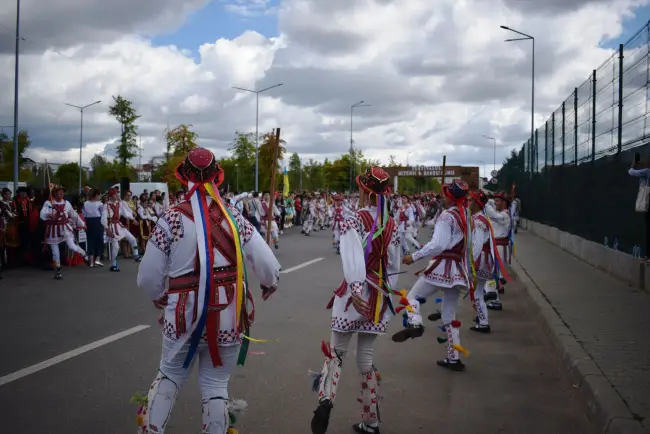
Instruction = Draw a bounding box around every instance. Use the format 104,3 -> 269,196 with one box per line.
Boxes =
45,203 -> 70,240
171,201 -> 252,366
417,208 -> 466,279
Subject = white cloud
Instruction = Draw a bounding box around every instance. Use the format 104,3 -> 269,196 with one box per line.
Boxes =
0,0 -> 648,182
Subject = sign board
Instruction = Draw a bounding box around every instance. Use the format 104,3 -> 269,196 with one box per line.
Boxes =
397,167 -> 456,177
490,177 -> 498,184
491,170 -> 498,177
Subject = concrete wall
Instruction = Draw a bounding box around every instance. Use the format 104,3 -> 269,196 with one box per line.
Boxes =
520,219 -> 648,292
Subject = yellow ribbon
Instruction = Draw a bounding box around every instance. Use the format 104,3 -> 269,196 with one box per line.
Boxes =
203,183 -> 245,330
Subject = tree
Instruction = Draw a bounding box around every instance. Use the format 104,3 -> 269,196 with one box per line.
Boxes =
109,95 -> 140,167
228,132 -> 256,191
55,162 -> 86,191
258,130 -> 286,192
388,155 -> 399,167
288,152 -> 301,192
165,124 -> 199,158
0,130 -> 32,181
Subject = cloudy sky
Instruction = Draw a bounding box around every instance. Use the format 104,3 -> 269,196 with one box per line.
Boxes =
0,0 -> 648,178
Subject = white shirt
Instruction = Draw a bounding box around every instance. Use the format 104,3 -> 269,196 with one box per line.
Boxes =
82,200 -> 104,218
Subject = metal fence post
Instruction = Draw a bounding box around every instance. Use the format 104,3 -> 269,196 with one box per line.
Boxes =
591,69 -> 597,163
545,121 -> 548,169
562,101 -> 566,166
562,102 -> 566,165
535,128 -> 539,172
574,87 -> 578,164
551,112 -> 555,167
618,43 -> 624,154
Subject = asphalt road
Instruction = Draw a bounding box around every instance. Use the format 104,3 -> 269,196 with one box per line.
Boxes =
0,225 -> 596,434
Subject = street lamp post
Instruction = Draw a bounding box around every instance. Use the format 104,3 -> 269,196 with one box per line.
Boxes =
501,25 -> 535,179
65,101 -> 101,193
232,83 -> 283,192
482,135 -> 497,172
11,0 -> 21,195
349,101 -> 371,192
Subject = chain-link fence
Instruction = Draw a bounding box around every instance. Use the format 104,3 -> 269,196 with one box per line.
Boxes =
510,21 -> 650,255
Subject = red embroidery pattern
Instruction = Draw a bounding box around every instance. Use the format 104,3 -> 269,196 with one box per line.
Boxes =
390,227 -> 400,247
165,210 -> 184,243
149,222 -> 171,255
340,214 -> 363,237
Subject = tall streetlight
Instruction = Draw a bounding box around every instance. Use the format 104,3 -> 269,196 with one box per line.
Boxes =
349,100 -> 371,191
482,135 -> 497,172
501,25 -> 535,179
64,100 -> 101,193
11,0 -> 21,194
232,83 -> 283,192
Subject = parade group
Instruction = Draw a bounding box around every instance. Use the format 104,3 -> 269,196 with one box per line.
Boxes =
0,148 -> 522,434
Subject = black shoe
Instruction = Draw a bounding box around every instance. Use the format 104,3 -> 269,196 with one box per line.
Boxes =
470,325 -> 491,333
109,266 -> 120,272
336,248 -> 340,255
391,325 -> 424,343
484,292 -> 498,301
427,311 -> 441,321
352,423 -> 380,433
54,271 -> 62,280
436,358 -> 465,371
486,302 -> 502,311
134,255 -> 142,263
311,399 -> 333,434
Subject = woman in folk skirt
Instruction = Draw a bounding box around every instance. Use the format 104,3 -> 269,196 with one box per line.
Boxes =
82,189 -> 105,267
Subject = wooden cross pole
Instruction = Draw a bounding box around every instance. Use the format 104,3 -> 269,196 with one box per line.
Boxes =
266,128 -> 281,245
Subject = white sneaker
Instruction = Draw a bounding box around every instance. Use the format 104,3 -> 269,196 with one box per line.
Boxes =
94,260 -> 104,267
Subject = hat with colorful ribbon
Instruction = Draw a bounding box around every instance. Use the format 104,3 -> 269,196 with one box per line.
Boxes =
492,191 -> 512,205
469,190 -> 488,208
175,147 -> 225,188
356,167 -> 392,195
441,179 -> 468,203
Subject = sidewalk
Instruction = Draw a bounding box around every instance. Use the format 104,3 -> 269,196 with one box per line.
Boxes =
512,230 -> 650,434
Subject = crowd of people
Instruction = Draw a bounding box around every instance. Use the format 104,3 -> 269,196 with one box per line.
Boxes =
2,156 -> 522,433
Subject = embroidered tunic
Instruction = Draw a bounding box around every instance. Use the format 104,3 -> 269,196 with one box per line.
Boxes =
412,206 -> 469,288
471,210 -> 495,281
330,206 -> 401,334
40,200 -> 84,245
484,199 -> 511,263
102,200 -> 135,242
137,198 -> 281,361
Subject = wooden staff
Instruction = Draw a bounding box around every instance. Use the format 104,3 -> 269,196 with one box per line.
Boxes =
266,128 -> 281,244
441,155 -> 447,187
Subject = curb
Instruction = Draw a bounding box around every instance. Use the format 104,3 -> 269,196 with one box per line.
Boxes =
510,257 -> 647,434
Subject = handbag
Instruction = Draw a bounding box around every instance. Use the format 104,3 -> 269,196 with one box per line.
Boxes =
635,173 -> 650,212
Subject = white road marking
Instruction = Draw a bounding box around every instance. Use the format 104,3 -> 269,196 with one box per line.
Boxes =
0,324 -> 151,387
281,257 -> 325,274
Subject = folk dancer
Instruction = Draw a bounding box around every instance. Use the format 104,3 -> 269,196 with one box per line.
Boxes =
468,190 -> 510,333
398,196 -> 421,254
392,179 -> 471,371
331,194 -> 345,254
317,193 -> 327,230
0,188 -> 17,277
310,167 -> 400,434
103,188 -> 142,272
40,186 -> 87,280
136,148 -> 281,434
303,196 -> 317,235
483,192 -> 512,311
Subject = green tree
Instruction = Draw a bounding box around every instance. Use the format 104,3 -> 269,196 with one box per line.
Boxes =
258,130 -> 286,192
165,124 -> 199,158
0,130 -> 32,181
229,132 -> 256,191
55,162 -> 86,191
288,152 -> 301,192
109,95 -> 140,167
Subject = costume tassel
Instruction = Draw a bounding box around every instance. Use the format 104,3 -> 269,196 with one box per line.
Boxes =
308,370 -> 322,392
434,297 -> 443,304
452,344 -> 470,356
437,337 -> 448,344
451,320 -> 461,328
321,340 -> 334,359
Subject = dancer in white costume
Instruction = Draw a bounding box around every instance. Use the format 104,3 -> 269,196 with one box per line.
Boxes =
261,193 -> 281,249
136,148 -> 281,434
310,167 -> 400,434
103,187 -> 142,271
466,190 -> 510,333
303,196 -> 317,235
392,179 -> 472,371
40,186 -> 87,280
483,192 -> 512,311
330,194 -> 345,255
